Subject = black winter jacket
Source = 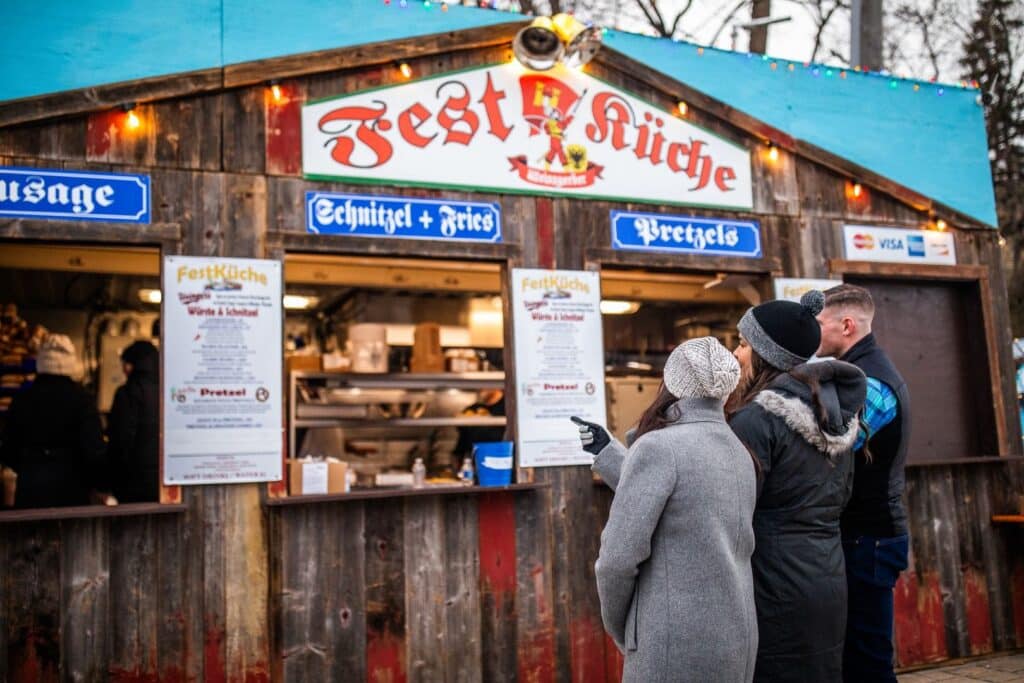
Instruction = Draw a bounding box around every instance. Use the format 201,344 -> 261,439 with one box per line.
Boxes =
0,374 -> 108,508
108,364 -> 160,503
730,360 -> 866,683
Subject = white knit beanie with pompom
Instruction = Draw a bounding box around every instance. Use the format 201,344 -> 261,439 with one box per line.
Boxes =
663,336 -> 740,401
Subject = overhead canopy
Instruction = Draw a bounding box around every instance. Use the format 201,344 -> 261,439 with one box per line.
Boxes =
0,0 -> 997,226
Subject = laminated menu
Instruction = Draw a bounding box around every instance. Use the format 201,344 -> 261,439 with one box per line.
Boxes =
162,256 -> 283,485
511,269 -> 608,467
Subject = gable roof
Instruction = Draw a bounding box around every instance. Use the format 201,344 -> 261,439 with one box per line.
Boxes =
0,0 -> 996,227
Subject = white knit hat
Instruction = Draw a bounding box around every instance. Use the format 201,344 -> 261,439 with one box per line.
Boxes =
36,334 -> 80,377
663,336 -> 740,401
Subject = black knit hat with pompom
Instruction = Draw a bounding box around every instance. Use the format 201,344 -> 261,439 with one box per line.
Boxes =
737,290 -> 824,370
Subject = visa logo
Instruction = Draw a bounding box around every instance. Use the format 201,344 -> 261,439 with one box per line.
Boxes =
879,238 -> 905,250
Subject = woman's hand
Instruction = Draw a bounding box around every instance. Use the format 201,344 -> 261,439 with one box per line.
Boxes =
571,416 -> 611,455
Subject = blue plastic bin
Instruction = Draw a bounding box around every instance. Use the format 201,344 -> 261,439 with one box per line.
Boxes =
473,441 -> 514,487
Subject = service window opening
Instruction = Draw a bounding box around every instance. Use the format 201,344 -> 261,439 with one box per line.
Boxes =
0,243 -> 162,509
284,254 -> 507,495
600,268 -> 760,442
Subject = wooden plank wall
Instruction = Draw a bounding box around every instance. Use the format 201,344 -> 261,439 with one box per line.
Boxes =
0,36 -> 1022,682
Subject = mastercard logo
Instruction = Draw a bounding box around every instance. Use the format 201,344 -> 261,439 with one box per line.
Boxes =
852,234 -> 875,249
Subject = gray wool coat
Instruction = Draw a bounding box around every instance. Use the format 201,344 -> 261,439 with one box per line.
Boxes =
593,396 -> 759,683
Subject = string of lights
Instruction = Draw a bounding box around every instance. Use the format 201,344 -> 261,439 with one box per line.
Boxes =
379,0 -> 981,96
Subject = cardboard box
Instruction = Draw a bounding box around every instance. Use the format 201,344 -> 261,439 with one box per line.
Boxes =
288,458 -> 347,495
286,353 -> 322,374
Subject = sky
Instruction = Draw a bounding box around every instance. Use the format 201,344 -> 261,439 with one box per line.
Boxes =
509,0 -> 987,84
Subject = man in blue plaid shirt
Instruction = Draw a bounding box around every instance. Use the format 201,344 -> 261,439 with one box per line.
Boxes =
817,284 -> 911,683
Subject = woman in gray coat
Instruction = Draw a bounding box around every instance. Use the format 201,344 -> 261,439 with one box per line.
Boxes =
576,337 -> 759,683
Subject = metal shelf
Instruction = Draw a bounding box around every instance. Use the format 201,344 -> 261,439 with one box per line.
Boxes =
294,416 -> 507,429
291,371 -> 505,390
288,370 -> 508,458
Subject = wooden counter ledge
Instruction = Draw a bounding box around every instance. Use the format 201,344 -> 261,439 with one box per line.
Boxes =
265,481 -> 549,506
0,502 -> 188,524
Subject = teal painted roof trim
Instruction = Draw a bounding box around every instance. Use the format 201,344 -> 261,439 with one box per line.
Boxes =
1,0 -> 513,102
604,30 -> 997,227
0,1 -> 996,226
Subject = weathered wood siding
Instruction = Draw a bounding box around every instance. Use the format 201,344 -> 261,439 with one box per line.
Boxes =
0,32 -> 1021,682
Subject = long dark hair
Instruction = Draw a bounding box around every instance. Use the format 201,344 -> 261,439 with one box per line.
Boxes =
633,383 -> 677,440
725,350 -> 782,418
634,381 -> 762,478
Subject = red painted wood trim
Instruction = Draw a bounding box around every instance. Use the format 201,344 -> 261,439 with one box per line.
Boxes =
895,571 -> 923,666
604,633 -> 624,683
1011,565 -> 1024,647
265,82 -> 302,176
535,198 -> 555,269
479,493 -> 517,597
570,613 -> 608,683
518,560 -> 556,683
86,108 -> 123,158
963,567 -> 994,654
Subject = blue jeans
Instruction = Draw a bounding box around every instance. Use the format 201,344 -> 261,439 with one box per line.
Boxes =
842,534 -> 909,683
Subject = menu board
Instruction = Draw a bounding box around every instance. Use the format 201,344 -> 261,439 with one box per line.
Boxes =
162,256 -> 283,485
511,269 -> 608,468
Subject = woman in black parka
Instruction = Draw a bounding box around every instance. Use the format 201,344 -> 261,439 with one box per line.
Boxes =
726,291 -> 866,683
0,334 -> 108,508
108,340 -> 160,503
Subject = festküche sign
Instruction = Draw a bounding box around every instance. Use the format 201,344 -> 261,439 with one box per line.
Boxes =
0,167 -> 150,223
611,210 -> 762,258
306,191 -> 502,243
302,63 -> 752,211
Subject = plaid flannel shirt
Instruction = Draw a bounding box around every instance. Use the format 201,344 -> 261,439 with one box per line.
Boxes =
854,377 -> 898,451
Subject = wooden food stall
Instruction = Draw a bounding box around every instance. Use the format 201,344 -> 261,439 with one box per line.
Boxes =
0,2 -> 1019,680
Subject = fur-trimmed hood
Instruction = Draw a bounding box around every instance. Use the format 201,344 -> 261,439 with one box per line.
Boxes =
753,360 -> 866,457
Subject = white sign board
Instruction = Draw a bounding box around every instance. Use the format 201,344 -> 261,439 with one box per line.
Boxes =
303,63 -> 752,211
511,269 -> 608,467
843,225 -> 956,265
162,256 -> 283,485
773,278 -> 844,302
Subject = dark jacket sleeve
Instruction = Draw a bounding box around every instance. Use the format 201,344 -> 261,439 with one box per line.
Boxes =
729,403 -> 777,498
76,388 -> 109,492
106,385 -> 135,467
0,394 -> 26,472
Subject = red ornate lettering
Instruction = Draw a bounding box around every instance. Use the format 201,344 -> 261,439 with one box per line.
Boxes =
397,102 -> 436,148
666,141 -> 690,173
586,92 -> 631,151
715,166 -> 737,191
479,72 -> 513,141
318,103 -> 393,168
436,81 -> 479,146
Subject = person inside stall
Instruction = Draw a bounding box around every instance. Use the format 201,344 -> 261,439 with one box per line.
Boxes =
107,340 -> 160,503
0,334 -> 112,509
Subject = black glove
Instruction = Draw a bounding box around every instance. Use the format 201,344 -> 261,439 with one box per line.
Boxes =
571,416 -> 611,455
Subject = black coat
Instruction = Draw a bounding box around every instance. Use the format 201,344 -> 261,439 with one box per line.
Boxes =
0,374 -> 108,508
107,367 -> 160,503
730,360 -> 866,683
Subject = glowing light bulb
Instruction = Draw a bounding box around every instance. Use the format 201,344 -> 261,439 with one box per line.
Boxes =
767,145 -> 779,163
126,110 -> 140,130
399,62 -> 413,79
852,183 -> 862,198
935,219 -> 947,232
270,84 -> 283,103
676,101 -> 688,116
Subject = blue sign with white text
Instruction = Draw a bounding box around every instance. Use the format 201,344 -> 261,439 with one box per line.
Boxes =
0,167 -> 150,223
306,191 -> 502,243
610,210 -> 761,258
